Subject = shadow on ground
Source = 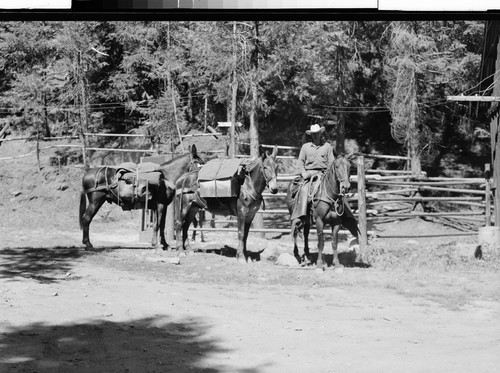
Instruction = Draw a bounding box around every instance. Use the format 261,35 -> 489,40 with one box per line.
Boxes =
0,247 -> 87,283
0,247 -> 100,283
0,315 -> 263,373
195,245 -> 264,262
309,252 -> 371,268
0,246 -> 165,283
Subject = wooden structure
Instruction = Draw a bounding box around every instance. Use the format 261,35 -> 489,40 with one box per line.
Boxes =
1,133 -> 490,255
478,20 -> 500,227
446,21 -> 500,228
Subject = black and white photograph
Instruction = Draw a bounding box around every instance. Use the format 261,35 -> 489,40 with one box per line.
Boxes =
0,7 -> 499,372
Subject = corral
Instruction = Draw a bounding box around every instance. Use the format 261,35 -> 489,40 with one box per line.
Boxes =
1,139 -> 499,372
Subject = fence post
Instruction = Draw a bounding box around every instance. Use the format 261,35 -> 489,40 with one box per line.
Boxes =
486,163 -> 492,226
81,135 -> 88,169
166,149 -> 175,244
357,156 -> 368,260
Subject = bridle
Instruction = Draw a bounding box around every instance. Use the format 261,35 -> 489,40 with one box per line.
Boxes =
241,157 -> 276,204
188,154 -> 204,172
315,158 -> 350,216
260,158 -> 276,189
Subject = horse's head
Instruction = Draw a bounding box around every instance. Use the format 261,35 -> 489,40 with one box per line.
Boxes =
260,145 -> 279,194
334,154 -> 352,194
188,144 -> 205,172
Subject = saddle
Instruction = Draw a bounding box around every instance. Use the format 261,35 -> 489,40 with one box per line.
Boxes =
197,158 -> 244,198
116,162 -> 164,207
290,173 -> 323,222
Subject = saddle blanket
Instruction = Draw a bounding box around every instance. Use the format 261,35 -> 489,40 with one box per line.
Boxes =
115,162 -> 163,187
198,158 -> 243,198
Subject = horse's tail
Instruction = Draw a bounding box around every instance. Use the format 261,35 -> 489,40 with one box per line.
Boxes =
79,192 -> 87,230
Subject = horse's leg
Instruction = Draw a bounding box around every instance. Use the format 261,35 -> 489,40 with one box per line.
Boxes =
182,205 -> 198,253
240,217 -> 253,262
150,202 -> 159,248
199,210 -> 206,243
303,221 -> 311,263
174,203 -> 183,251
316,217 -> 325,271
81,192 -> 106,250
331,223 -> 341,267
191,215 -> 198,241
291,217 -> 303,264
158,202 -> 168,249
236,204 -> 255,261
153,201 -> 168,250
236,211 -> 246,261
293,227 -> 301,264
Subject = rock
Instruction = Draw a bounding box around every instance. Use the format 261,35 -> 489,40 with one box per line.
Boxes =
275,253 -> 299,267
334,266 -> 344,274
455,243 -> 482,259
478,227 -> 500,259
11,191 -> 21,197
167,257 -> 181,265
57,184 -> 69,191
348,237 -> 359,247
261,246 -> 282,261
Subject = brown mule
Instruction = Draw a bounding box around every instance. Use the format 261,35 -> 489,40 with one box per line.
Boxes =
174,146 -> 279,261
286,154 -> 359,269
79,145 -> 204,250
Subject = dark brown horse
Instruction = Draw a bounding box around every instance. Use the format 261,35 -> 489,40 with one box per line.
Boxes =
174,146 -> 279,260
286,154 -> 359,269
79,145 -> 203,250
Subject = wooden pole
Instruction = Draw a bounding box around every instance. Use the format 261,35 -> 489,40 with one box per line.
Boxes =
486,163 -> 492,226
204,94 -> 208,133
357,156 -> 368,261
35,117 -> 41,171
166,150 -> 175,244
229,21 -> 238,159
249,21 -> 264,237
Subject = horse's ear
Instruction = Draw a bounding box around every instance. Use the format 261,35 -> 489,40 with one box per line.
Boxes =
271,145 -> 278,158
259,145 -> 266,159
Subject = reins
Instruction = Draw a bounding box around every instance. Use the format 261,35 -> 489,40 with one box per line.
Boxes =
240,158 -> 274,209
314,159 -> 349,216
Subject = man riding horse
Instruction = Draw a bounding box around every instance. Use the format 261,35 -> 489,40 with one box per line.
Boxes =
289,124 -> 335,235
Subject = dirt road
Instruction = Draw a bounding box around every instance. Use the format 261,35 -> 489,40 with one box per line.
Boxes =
1,226 -> 500,373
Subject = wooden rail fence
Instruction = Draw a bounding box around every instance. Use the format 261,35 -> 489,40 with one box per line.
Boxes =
1,133 -> 491,256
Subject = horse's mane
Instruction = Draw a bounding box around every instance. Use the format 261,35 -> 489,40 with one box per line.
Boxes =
159,152 -> 191,166
323,154 -> 348,187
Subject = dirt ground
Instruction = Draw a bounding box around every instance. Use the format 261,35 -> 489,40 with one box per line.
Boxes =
1,140 -> 500,373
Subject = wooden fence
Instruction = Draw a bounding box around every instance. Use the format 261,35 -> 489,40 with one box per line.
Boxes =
1,133 -> 491,255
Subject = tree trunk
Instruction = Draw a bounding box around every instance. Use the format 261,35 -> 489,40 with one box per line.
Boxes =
78,50 -> 89,168
42,91 -> 51,138
250,21 -> 263,236
187,83 -> 193,122
229,21 -> 238,159
336,113 -> 345,155
249,21 -> 260,158
204,94 -> 208,132
335,45 -> 346,155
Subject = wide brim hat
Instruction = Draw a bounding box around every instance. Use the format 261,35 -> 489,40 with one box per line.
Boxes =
305,124 -> 325,135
